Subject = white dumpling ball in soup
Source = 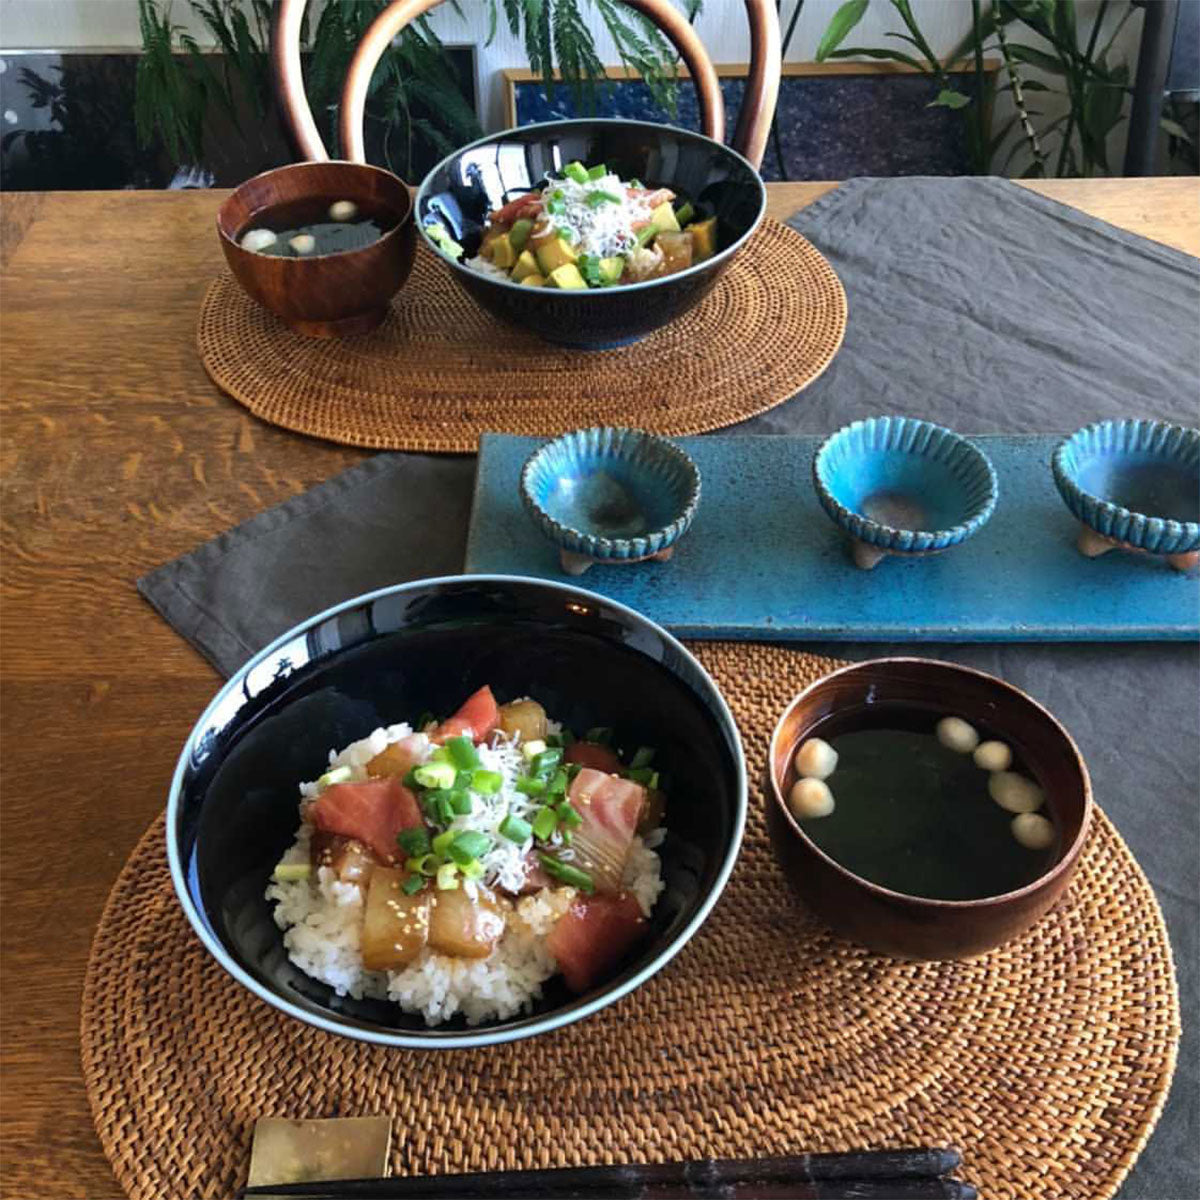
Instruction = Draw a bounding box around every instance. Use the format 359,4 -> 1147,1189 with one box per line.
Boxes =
789,777 -> 835,820
240,228 -> 277,253
936,716 -> 979,754
328,199 -> 359,222
989,771 -> 1045,814
974,740 -> 1013,772
794,737 -> 838,780
1011,811 -> 1055,851
289,233 -> 317,255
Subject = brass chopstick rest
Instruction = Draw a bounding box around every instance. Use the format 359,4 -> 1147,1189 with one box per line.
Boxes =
248,1117 -> 392,1188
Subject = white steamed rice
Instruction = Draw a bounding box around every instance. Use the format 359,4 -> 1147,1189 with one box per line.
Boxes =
267,717 -> 665,1026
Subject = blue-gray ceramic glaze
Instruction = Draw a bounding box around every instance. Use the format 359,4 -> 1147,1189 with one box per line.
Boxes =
1052,420 -> 1200,555
813,417 -> 998,553
416,119 -> 765,349
520,427 -> 701,563
166,575 -> 745,1049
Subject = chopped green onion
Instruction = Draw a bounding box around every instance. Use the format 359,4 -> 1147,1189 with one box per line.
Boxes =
552,187 -> 564,199
445,736 -> 481,770
547,769 -> 569,796
674,201 -> 694,226
449,790 -> 473,816
635,224 -> 658,248
532,806 -> 558,842
404,766 -> 422,788
586,190 -> 621,208
316,765 -> 353,789
397,827 -> 431,856
516,775 -> 546,795
563,161 -> 589,184
560,728 -> 576,747
557,226 -> 574,241
530,748 -> 563,777
471,769 -> 503,795
437,795 -> 455,825
521,738 -> 547,761
406,854 -> 437,876
585,726 -> 614,745
461,859 -> 485,880
587,163 -> 607,180
537,853 -> 595,893
546,197 -> 566,216
557,802 -> 583,829
577,254 -> 603,287
452,830 -> 492,860
414,761 -> 457,790
432,830 -> 456,857
565,762 -> 583,780
402,873 -> 426,895
630,177 -> 643,188
499,813 -> 533,844
561,829 -> 573,846
415,710 -> 436,730
629,746 -> 656,770
454,770 -> 474,790
436,862 -> 460,890
273,862 -> 311,882
626,766 -> 656,786
429,746 -> 451,764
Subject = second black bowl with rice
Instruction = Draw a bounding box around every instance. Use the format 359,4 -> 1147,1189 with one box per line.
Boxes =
167,575 -> 746,1048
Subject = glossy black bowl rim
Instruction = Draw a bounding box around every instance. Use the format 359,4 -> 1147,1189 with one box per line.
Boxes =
165,573 -> 748,1049
414,118 -> 767,297
217,159 -> 415,263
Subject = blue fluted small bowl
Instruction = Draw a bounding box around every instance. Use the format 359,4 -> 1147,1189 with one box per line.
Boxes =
813,417 -> 998,558
1052,420 -> 1200,555
521,427 -> 701,573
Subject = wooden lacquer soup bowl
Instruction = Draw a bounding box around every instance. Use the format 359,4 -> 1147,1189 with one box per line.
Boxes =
766,659 -> 1092,961
217,160 -> 415,337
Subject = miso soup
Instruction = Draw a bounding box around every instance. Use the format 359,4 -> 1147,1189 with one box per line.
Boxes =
238,196 -> 398,258
787,705 -> 1058,901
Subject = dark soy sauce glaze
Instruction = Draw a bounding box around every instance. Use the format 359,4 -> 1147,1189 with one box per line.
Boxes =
789,704 -> 1059,901
239,196 -> 399,258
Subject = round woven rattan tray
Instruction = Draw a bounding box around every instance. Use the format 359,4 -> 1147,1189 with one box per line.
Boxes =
81,642 -> 1178,1200
196,221 -> 847,453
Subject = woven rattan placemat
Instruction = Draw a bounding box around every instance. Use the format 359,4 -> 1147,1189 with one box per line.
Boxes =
81,643 -> 1179,1200
196,221 -> 847,453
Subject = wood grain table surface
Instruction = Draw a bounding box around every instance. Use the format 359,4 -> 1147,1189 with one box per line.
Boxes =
1,177 -> 1196,1199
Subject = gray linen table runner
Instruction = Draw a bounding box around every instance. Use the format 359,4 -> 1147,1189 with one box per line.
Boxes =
139,178 -> 1199,1200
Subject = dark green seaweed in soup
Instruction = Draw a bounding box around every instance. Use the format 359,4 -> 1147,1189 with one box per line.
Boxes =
792,705 -> 1058,901
239,196 -> 398,258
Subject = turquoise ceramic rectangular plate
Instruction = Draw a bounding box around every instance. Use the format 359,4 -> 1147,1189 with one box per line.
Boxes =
464,434 -> 1199,641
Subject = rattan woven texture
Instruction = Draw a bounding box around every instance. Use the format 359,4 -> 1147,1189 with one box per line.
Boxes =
81,642 -> 1179,1200
196,222 -> 847,453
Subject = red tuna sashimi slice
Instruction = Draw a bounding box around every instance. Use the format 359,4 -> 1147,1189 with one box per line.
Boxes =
546,891 -> 647,993
309,777 -> 423,864
489,192 -> 543,224
564,740 -> 623,775
432,685 -> 500,744
567,768 -> 646,894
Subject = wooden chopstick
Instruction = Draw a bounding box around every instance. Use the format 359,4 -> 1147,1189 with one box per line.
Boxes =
239,1148 -> 975,1199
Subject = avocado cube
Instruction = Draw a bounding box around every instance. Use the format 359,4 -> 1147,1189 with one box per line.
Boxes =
687,216 -> 718,262
549,263 -> 587,289
598,257 -> 625,285
490,233 -> 517,270
535,235 -> 578,276
511,250 -> 540,281
520,273 -> 547,287
650,201 -> 680,233
510,218 -> 534,252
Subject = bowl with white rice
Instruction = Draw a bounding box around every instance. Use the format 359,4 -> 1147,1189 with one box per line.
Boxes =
167,576 -> 745,1048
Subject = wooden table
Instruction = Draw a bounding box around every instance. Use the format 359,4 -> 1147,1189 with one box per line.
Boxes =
1,177 -> 1195,1199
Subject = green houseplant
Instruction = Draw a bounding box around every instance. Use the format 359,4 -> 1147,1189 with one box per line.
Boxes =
812,0 -> 1145,177
134,0 -> 699,182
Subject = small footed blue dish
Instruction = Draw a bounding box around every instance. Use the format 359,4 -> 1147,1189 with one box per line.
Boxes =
813,417 -> 998,570
1052,419 -> 1200,572
521,427 -> 701,575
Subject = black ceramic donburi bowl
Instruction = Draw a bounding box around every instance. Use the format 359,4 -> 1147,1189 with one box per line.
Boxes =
415,119 -> 766,349
166,575 -> 746,1049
